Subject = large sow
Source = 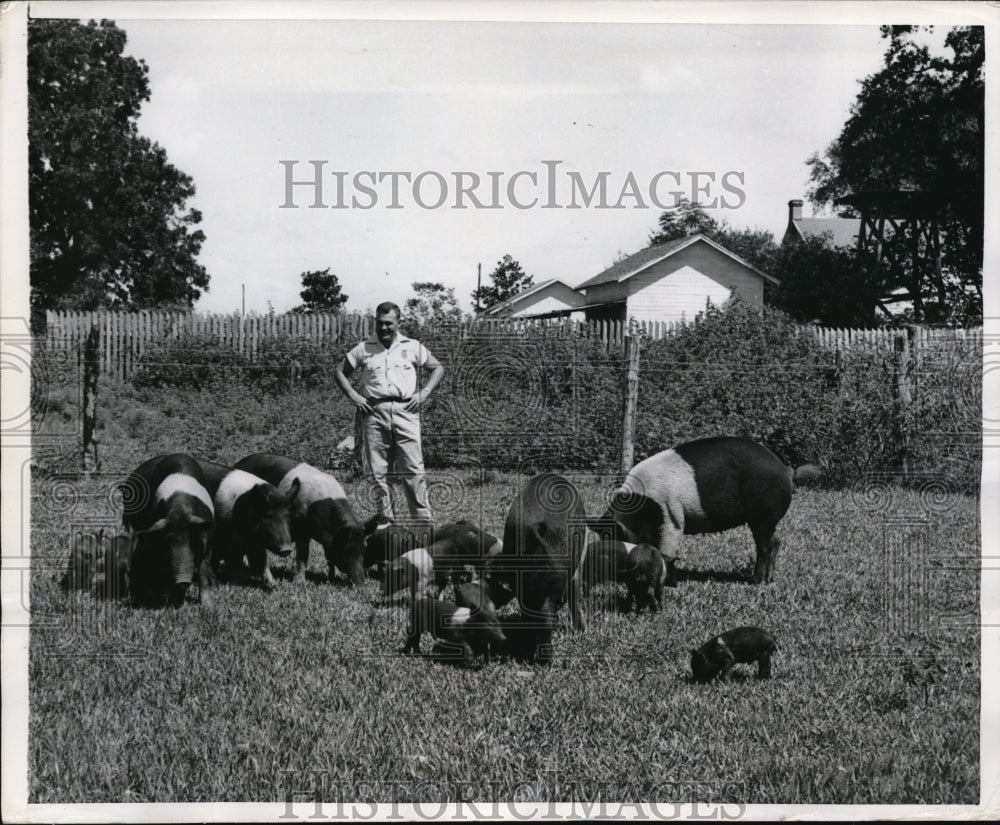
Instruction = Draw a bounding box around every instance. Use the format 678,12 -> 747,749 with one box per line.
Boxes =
591,436 -> 817,583
492,473 -> 588,664
120,453 -> 214,607
197,459 -> 299,590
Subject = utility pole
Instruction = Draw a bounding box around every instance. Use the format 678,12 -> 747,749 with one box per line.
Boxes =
476,263 -> 482,313
242,284 -> 246,317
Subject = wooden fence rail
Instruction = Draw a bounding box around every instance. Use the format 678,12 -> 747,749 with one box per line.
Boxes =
41,309 -> 984,382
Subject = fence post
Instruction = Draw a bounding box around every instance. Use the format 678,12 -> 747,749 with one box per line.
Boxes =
354,411 -> 370,476
892,326 -> 915,473
620,333 -> 641,474
81,323 -> 101,474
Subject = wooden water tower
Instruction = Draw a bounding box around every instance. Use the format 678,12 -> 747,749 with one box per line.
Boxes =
835,188 -> 945,322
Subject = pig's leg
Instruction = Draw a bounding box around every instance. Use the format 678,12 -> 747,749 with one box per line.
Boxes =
461,641 -> 475,668
657,502 -> 685,562
294,535 -> 310,584
750,523 -> 781,584
533,596 -> 559,665
757,651 -> 773,679
569,560 -> 587,632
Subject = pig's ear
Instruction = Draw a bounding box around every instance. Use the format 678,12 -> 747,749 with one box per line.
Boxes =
287,477 -> 301,501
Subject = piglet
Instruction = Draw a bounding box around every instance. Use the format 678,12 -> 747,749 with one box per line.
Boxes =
382,547 -> 435,601
61,531 -> 102,592
454,577 -> 515,614
363,516 -> 434,572
624,544 -> 677,612
690,626 -> 777,682
403,597 -> 507,667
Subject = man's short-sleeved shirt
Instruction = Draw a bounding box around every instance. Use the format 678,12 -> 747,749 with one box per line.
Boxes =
345,334 -> 432,398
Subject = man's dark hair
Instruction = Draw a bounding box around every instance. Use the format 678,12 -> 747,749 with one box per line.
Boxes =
375,302 -> 401,319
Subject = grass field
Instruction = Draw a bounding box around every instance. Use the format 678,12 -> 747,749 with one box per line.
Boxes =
28,471 -> 980,806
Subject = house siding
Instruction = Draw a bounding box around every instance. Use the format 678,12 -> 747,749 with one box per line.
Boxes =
488,282 -> 586,317
627,265 -> 733,325
579,239 -> 765,323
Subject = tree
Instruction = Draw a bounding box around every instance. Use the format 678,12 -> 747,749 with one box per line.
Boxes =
647,198 -> 719,246
768,233 -> 885,327
404,282 -> 463,328
806,25 -> 984,324
294,269 -> 348,312
646,199 -> 781,279
710,225 -> 781,276
28,19 -> 208,328
471,254 -> 534,310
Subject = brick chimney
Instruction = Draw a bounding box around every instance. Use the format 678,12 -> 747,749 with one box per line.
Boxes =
788,199 -> 803,222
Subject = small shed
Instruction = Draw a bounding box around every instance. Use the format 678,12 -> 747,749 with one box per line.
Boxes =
480,278 -> 587,319
575,234 -> 778,325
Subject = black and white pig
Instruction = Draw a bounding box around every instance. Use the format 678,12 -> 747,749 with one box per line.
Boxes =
490,473 -> 588,664
235,454 -> 366,586
120,453 -> 215,607
382,546 -> 435,601
363,516 -> 434,573
590,436 -> 819,584
403,598 -> 507,667
210,468 -> 300,590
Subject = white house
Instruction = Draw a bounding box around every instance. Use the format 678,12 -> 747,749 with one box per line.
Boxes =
573,234 -> 778,325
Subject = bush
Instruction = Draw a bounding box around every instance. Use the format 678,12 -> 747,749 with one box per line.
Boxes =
242,337 -> 345,396
132,334 -> 249,391
638,302 -> 841,466
413,326 -> 622,471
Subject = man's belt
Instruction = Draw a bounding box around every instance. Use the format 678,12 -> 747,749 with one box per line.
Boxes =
365,396 -> 407,405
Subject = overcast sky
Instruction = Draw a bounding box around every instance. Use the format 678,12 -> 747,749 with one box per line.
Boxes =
30,3 -> 988,316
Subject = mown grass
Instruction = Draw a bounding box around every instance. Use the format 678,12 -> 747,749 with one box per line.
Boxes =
28,476 -> 979,805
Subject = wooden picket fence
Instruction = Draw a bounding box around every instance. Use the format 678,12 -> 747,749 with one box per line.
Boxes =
41,309 -> 983,382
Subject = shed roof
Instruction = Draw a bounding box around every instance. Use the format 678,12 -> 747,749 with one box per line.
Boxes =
480,278 -> 582,316
577,234 -> 778,289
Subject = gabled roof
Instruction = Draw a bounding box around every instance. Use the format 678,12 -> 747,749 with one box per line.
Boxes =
480,278 -> 583,316
787,217 -> 860,249
576,234 -> 778,289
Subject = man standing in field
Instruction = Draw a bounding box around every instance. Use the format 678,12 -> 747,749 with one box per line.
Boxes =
335,302 -> 444,522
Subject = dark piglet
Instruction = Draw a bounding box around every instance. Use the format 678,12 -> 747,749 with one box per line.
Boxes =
60,531 -> 102,592
624,543 -> 676,612
97,533 -> 132,600
454,577 -> 515,614
589,436 -> 819,584
691,626 -> 778,682
235,454 -> 366,586
492,473 -> 588,664
403,597 -> 507,667
427,520 -> 504,595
